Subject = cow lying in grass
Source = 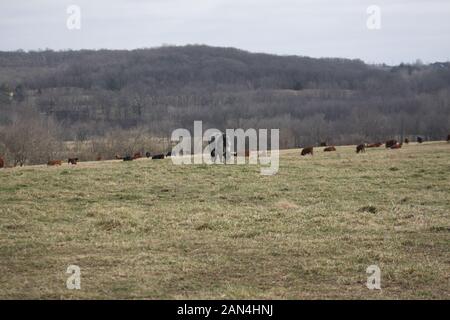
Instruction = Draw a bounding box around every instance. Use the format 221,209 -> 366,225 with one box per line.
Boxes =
323,146 -> 336,152
47,160 -> 62,166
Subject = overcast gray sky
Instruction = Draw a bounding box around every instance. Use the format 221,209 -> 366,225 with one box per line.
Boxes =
1,0 -> 449,65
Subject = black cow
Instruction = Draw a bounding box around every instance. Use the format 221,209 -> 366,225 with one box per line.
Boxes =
123,156 -> 133,161
145,152 -> 151,158
152,154 -> 165,160
417,136 -> 423,143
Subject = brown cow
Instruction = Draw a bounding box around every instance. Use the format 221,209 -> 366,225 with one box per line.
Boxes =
115,154 -> 122,160
366,142 -> 382,148
96,156 -> 102,161
0,156 -> 4,169
356,144 -> 365,153
323,146 -> 336,152
385,140 -> 397,148
133,152 -> 142,160
47,160 -> 62,166
390,143 -> 402,149
68,158 -> 78,165
404,138 -> 409,144
301,147 -> 314,156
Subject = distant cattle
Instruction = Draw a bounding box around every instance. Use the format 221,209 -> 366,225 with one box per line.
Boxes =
323,146 -> 336,152
68,158 -> 78,165
390,143 -> 402,149
123,156 -> 133,161
301,147 -> 314,156
319,142 -> 327,147
166,151 -> 172,157
404,138 -> 409,144
0,156 -> 4,169
417,136 -> 423,143
385,140 -> 397,148
447,134 -> 450,142
133,152 -> 142,160
152,154 -> 165,160
115,154 -> 122,160
47,160 -> 62,166
145,152 -> 151,158
366,142 -> 382,148
96,156 -> 102,161
356,144 -> 365,153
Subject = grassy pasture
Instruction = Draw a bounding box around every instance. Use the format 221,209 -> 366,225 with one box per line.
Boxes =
0,142 -> 449,299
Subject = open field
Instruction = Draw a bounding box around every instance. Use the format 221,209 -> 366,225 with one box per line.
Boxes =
0,142 -> 449,299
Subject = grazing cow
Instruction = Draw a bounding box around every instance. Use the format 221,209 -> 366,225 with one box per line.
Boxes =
320,142 -> 327,147
301,147 -> 314,156
152,154 -> 165,160
145,152 -> 151,158
366,142 -> 382,148
385,140 -> 397,148
417,136 -> 423,143
356,144 -> 365,154
47,160 -> 62,166
68,158 -> 78,165
323,146 -> 336,152
123,156 -> 133,161
133,152 -> 142,160
404,138 -> 409,144
0,156 -> 4,169
390,143 -> 402,149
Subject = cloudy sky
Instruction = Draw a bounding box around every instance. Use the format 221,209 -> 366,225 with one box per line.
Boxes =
1,0 -> 449,65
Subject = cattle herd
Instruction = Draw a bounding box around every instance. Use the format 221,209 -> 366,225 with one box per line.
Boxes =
0,135 -> 449,169
299,134 -> 450,157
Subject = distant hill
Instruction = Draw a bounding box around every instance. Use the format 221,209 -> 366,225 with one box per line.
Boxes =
1,45 -> 449,146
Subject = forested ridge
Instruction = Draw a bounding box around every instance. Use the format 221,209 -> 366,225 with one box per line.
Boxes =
1,45 -> 449,164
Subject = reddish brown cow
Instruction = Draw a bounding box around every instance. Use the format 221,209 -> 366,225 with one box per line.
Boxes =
366,142 -> 382,148
323,146 -> 336,152
385,140 -> 397,148
133,152 -> 142,160
0,156 -> 4,169
390,143 -> 402,149
301,147 -> 314,156
47,160 -> 62,166
356,144 -> 365,153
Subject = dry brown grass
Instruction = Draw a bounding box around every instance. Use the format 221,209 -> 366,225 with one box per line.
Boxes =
0,142 -> 449,299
